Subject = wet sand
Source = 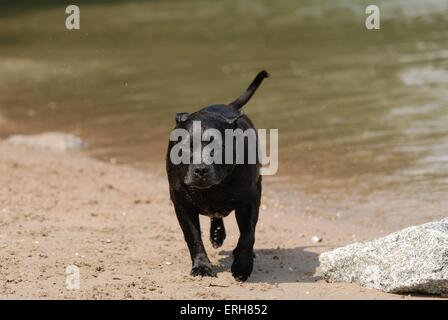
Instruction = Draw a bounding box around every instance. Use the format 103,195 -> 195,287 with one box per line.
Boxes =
0,140 -> 431,299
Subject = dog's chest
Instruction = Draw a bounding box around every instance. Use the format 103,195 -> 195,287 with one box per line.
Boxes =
187,189 -> 236,218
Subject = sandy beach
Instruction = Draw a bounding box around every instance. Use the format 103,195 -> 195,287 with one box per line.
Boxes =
0,140 -> 429,300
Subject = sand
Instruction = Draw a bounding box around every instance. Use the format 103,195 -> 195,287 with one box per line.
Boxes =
0,141 -> 428,299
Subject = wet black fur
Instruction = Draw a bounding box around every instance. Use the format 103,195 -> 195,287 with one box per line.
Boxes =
166,71 -> 269,281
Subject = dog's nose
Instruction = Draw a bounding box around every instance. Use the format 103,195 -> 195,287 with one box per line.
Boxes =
194,167 -> 208,178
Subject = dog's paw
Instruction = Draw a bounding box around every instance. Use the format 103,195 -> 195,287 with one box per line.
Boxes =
210,219 -> 226,249
191,265 -> 216,277
210,228 -> 226,249
231,250 -> 254,282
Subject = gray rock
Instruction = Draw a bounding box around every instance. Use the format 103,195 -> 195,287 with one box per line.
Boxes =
7,132 -> 84,152
319,219 -> 448,295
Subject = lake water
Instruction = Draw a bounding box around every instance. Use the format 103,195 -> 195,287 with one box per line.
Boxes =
1,0 -> 447,229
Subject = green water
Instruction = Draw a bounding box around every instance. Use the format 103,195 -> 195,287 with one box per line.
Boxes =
1,0 -> 447,228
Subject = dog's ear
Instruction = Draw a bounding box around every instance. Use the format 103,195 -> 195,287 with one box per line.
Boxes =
175,112 -> 189,124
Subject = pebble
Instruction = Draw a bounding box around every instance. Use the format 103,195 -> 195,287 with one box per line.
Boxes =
311,236 -> 322,243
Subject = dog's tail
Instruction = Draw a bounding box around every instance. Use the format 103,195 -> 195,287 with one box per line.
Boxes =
228,70 -> 269,110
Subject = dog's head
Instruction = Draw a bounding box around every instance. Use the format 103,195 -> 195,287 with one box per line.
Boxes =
172,105 -> 241,189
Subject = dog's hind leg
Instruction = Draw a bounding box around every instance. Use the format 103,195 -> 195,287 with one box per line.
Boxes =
210,218 -> 226,249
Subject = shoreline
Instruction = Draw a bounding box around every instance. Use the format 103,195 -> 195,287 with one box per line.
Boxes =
0,140 -> 429,299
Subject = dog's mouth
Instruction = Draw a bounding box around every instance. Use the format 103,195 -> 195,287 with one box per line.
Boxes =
188,180 -> 216,189
184,176 -> 219,189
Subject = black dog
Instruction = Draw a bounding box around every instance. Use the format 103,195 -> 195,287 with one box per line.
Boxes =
166,71 -> 269,281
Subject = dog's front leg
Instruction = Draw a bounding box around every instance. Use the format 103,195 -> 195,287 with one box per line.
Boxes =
174,204 -> 214,277
232,203 -> 259,281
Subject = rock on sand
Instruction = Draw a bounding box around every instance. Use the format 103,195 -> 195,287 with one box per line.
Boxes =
319,219 -> 448,295
6,132 -> 84,152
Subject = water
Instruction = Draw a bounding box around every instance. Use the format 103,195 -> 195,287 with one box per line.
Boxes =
0,0 -> 447,229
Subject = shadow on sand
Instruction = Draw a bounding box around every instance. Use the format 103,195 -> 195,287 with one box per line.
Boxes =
217,247 -> 321,284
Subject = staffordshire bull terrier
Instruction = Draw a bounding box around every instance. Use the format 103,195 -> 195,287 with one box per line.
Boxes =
166,70 -> 269,281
